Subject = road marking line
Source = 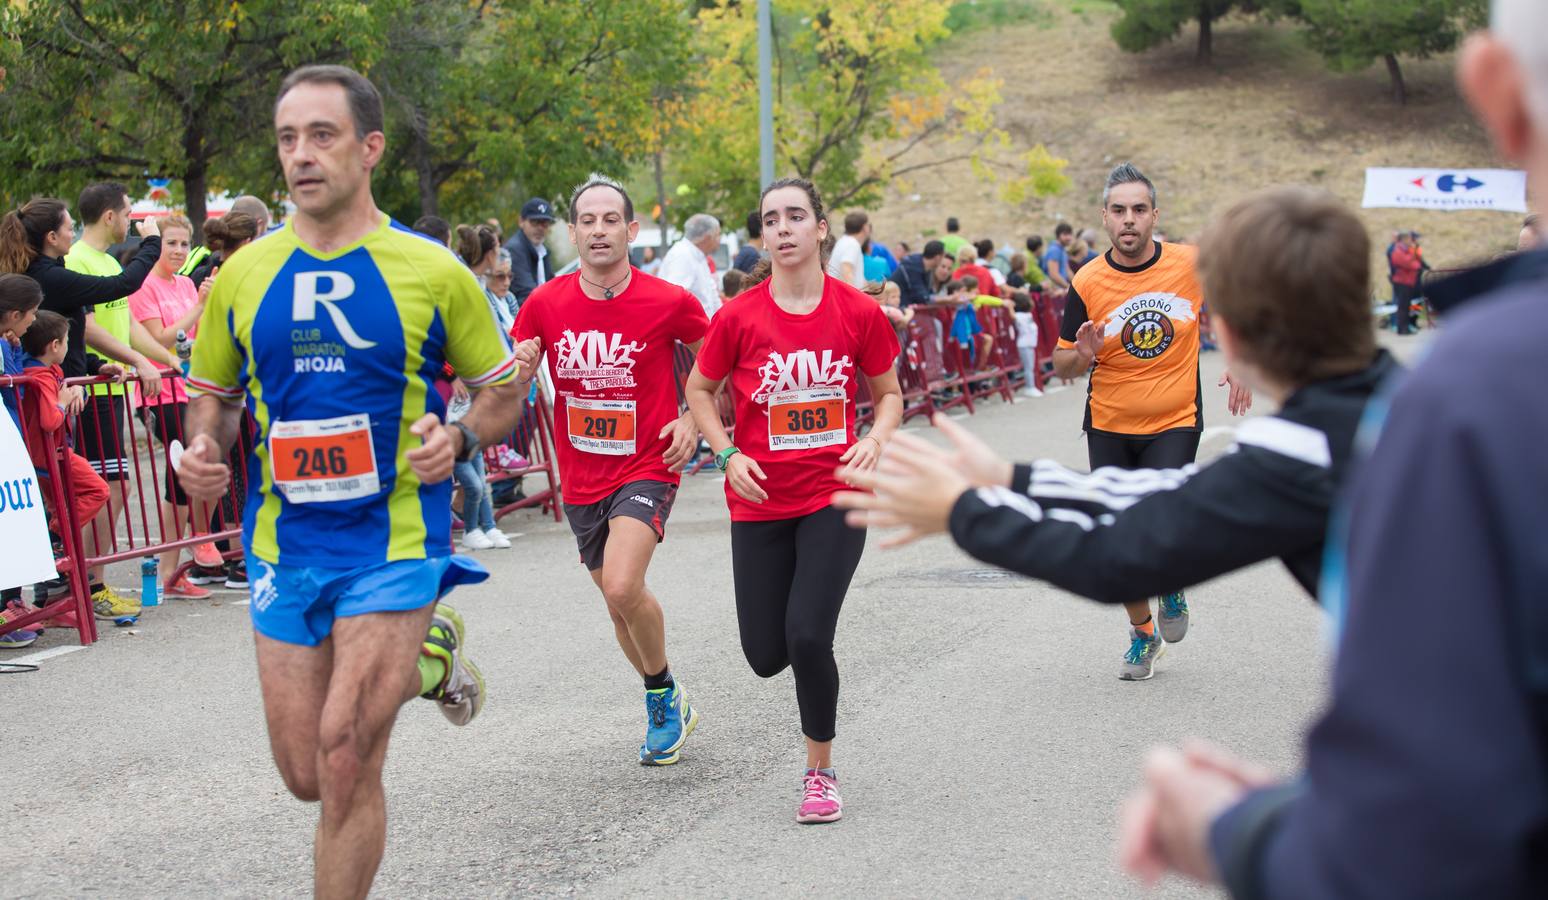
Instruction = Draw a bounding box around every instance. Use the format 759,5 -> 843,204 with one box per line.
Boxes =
8,645 -> 86,666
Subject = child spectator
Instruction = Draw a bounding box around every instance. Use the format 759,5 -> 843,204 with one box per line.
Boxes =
1011,291 -> 1042,398
18,310 -> 113,614
722,268 -> 746,303
1,274 -> 46,647
949,276 -> 994,372
872,280 -> 913,338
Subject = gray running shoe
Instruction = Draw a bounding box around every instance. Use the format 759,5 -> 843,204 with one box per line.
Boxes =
1158,591 -> 1189,643
1119,627 -> 1166,681
421,603 -> 485,726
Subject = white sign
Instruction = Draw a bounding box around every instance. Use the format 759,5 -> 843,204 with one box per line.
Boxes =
1362,168 -> 1528,213
0,409 -> 61,589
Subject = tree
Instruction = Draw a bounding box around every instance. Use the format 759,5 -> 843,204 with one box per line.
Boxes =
1110,0 -> 1253,66
0,0 -> 393,237
369,0 -> 692,224
1289,0 -> 1486,104
672,0 -> 1067,225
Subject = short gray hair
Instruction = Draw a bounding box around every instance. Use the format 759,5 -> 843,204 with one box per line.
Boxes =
1495,0 -> 1548,126
495,247 -> 513,268
684,213 -> 720,243
1102,163 -> 1157,208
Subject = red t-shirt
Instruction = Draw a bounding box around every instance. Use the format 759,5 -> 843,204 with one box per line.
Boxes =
953,263 -> 1000,298
695,275 -> 900,522
513,268 -> 709,505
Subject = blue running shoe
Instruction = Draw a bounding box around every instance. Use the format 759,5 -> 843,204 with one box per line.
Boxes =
1158,591 -> 1189,643
639,682 -> 699,766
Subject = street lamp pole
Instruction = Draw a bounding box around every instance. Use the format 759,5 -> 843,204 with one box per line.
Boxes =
757,0 -> 775,189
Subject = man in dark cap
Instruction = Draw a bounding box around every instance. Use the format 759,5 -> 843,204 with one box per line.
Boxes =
504,197 -> 556,304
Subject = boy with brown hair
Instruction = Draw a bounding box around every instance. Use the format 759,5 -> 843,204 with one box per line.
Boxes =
834,186 -> 1396,621
19,310 -> 112,607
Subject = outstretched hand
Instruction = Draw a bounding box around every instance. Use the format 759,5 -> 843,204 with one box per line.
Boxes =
1219,370 -> 1253,417
831,428 -> 971,548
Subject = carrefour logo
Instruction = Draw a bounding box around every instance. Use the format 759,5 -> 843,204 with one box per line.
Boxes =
1409,174 -> 1485,193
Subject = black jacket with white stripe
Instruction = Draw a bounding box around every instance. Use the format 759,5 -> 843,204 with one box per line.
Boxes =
947,351 -> 1398,604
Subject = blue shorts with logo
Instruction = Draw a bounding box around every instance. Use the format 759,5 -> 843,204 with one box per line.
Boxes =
246,554 -> 489,646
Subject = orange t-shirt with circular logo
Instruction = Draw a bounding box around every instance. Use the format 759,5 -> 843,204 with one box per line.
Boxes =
1057,241 -> 1203,437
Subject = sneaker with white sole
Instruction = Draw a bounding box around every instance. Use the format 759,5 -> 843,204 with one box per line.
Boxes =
1119,627 -> 1165,681
1158,591 -> 1189,643
461,529 -> 495,551
420,604 -> 485,726
797,770 -> 843,824
485,529 -> 512,549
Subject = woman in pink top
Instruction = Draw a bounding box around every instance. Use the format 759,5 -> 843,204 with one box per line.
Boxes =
127,214 -> 220,598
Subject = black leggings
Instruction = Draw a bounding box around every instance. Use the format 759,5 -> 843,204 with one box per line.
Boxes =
730,505 -> 866,743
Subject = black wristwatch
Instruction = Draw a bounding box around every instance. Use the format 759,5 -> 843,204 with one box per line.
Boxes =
450,420 -> 480,463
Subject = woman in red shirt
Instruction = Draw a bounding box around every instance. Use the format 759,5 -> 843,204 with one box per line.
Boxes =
685,178 -> 903,824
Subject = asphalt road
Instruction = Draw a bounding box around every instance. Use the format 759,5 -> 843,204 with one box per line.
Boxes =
5,334 -> 1425,898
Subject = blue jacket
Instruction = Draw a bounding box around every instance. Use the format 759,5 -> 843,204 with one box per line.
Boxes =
1210,253 -> 1548,899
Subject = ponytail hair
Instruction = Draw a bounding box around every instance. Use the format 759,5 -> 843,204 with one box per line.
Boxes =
0,198 -> 68,274
455,223 -> 498,270
204,212 -> 259,253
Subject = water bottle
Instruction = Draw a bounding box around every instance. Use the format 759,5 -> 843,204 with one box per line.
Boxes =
175,329 -> 193,377
141,558 -> 160,607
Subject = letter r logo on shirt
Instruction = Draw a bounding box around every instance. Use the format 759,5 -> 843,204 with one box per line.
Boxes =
293,271 -> 377,350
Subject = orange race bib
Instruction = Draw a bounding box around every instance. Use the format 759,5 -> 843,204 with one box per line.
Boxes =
269,414 -> 380,503
767,387 -> 845,451
566,397 -> 637,456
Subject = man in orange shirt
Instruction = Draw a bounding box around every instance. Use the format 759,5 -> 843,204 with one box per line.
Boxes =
1052,163 -> 1252,680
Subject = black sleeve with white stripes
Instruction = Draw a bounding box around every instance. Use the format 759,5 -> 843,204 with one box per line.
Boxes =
947,447 -> 1332,604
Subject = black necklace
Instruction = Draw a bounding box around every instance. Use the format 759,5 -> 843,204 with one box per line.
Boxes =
581,270 -> 630,300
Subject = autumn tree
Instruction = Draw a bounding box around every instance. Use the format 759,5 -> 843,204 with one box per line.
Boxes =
671,0 -> 1068,224
369,0 -> 692,224
0,0 -> 391,237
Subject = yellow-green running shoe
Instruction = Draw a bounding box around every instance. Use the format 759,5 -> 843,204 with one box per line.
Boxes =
420,603 -> 485,726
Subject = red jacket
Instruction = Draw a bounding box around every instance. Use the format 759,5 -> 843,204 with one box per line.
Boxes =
1390,244 -> 1422,287
22,363 -> 67,469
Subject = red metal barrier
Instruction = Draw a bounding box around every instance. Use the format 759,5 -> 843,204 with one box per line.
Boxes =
3,371 -> 106,644
485,390 -> 563,523
970,305 -> 1017,405
66,372 -> 250,594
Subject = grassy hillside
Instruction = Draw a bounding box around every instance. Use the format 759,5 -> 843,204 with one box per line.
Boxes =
873,1 -> 1515,278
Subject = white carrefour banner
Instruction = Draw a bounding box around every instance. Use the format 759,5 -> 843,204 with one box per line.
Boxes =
0,408 -> 59,589
1362,168 -> 1528,213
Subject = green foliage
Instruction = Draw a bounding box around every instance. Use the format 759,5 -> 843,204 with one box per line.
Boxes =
0,0 -> 393,232
370,0 -> 691,224
1291,0 -> 1480,71
1283,0 -> 1484,102
671,0 -> 1067,226
0,0 -> 688,229
1110,0 -> 1229,54
944,0 -> 1052,35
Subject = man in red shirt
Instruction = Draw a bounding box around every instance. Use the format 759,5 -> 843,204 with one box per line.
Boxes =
511,174 -> 709,766
1388,231 -> 1422,335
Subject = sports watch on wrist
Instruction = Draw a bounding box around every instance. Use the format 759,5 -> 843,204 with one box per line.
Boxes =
714,445 -> 741,472
450,420 -> 480,463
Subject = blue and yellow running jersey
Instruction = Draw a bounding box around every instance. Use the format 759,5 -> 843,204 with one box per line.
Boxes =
188,215 -> 517,566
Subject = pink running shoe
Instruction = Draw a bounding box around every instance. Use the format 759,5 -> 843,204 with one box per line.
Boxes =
796,770 -> 842,824
191,541 -> 223,568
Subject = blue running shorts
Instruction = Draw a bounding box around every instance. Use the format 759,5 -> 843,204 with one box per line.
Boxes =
246,554 -> 489,646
